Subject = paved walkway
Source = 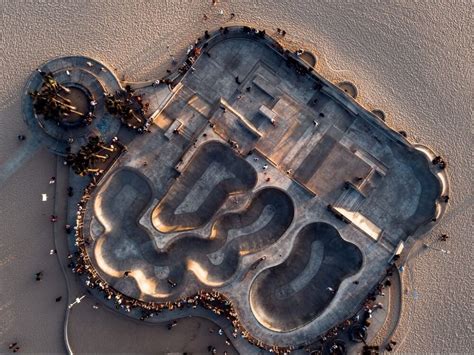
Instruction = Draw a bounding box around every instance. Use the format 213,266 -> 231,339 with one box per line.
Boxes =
59,157 -> 253,354
0,136 -> 42,185
68,297 -> 240,354
0,148 -> 66,354
368,269 -> 402,348
22,56 -> 123,156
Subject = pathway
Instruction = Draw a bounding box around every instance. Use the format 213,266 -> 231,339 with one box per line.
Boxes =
368,269 -> 403,348
0,136 -> 42,185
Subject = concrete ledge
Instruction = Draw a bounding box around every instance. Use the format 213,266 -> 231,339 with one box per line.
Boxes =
333,207 -> 382,241
220,98 -> 262,138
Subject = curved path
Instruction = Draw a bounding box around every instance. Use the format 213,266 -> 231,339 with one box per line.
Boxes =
22,56 -> 122,155
0,136 -> 42,185
369,268 -> 402,348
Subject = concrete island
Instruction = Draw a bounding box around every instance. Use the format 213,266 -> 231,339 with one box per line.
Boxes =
23,26 -> 449,354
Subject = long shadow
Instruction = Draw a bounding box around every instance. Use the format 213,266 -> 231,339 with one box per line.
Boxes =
190,188 -> 295,284
152,141 -> 257,233
0,135 -> 42,187
94,166 -> 294,299
249,222 -> 363,332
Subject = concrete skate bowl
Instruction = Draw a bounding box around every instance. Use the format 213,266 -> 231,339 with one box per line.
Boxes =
94,168 -> 153,231
91,182 -> 293,300
199,188 -> 295,284
146,187 -> 295,289
91,168 -> 165,299
152,141 -> 257,233
249,222 -> 363,332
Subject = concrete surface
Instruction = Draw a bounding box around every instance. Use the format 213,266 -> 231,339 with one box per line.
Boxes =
0,1 -> 471,354
78,31 -> 443,349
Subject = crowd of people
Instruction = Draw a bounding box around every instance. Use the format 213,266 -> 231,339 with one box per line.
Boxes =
159,24 -> 301,91
69,175 -> 400,354
63,25 -> 409,355
104,86 -> 151,132
432,155 -> 447,170
70,179 -> 297,354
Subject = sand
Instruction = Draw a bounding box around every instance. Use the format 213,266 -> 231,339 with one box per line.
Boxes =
0,0 -> 472,353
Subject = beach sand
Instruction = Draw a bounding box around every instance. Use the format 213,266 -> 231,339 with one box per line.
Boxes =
0,0 -> 472,353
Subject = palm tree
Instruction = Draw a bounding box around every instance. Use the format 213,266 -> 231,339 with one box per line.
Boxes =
105,90 -> 145,129
66,136 -> 114,176
43,72 -> 70,94
30,72 -> 91,125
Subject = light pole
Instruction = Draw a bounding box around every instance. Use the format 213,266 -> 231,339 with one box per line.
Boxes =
423,243 -> 450,254
68,295 -> 86,309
